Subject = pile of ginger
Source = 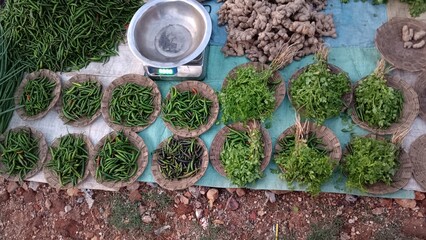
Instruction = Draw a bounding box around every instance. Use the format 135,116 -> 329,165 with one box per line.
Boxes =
218,0 -> 337,64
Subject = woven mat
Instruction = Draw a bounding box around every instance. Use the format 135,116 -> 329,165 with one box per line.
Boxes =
409,134 -> 426,190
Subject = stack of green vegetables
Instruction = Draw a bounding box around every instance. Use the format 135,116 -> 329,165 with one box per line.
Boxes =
219,66 -> 278,123
0,129 -> 39,180
343,136 -> 399,191
46,135 -> 88,186
20,77 -> 56,116
155,137 -> 203,180
62,81 -> 102,122
289,53 -> 351,124
109,83 -> 155,127
162,87 -> 212,130
221,125 -> 264,186
95,131 -> 140,182
355,67 -> 404,129
275,131 -> 334,195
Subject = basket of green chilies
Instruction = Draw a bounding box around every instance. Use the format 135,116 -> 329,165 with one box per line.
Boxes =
162,81 -> 219,138
15,69 -> 61,120
0,126 -> 47,181
92,130 -> 148,189
101,74 -> 161,132
58,74 -> 103,127
152,135 -> 209,190
43,133 -> 93,189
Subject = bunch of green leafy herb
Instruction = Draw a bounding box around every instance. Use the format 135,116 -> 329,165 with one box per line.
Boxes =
341,0 -> 386,4
219,66 -> 277,123
289,59 -> 351,124
355,74 -> 403,129
401,0 -> 426,17
343,136 -> 399,191
220,126 -> 264,186
275,132 -> 334,195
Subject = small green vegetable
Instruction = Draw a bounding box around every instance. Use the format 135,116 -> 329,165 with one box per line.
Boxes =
162,87 -> 212,130
109,83 -> 154,127
220,125 -> 264,186
62,81 -> 102,122
0,129 -> 39,180
20,77 -> 56,116
95,131 -> 140,182
46,134 -> 88,186
343,136 -> 399,191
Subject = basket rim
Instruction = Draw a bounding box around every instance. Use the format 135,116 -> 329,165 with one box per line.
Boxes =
409,134 -> 426,190
414,71 -> 426,122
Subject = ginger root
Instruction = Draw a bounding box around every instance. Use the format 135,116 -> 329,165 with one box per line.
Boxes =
401,25 -> 426,50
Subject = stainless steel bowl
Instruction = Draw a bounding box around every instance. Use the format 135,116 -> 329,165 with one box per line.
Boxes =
127,0 -> 212,68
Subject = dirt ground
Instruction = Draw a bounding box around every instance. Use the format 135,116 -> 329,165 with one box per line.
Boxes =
0,178 -> 425,240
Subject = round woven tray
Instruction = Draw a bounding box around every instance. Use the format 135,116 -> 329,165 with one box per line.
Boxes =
101,74 -> 161,132
151,136 -> 209,190
414,71 -> 426,121
15,69 -> 62,121
223,62 -> 286,110
58,74 -> 103,127
376,18 -> 426,72
351,75 -> 419,135
163,81 -> 219,138
43,133 -> 94,189
92,130 -> 148,190
288,63 -> 352,117
409,134 -> 426,190
209,120 -> 272,177
0,126 -> 48,181
274,122 -> 342,169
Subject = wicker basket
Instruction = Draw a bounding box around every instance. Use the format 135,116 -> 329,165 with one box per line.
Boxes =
288,63 -> 352,118
43,133 -> 94,189
162,81 -> 219,138
223,62 -> 286,110
274,122 -> 342,169
414,71 -> 426,121
101,74 -> 161,132
91,130 -> 148,190
351,75 -> 419,135
151,136 -> 209,190
15,69 -> 62,121
209,120 -> 272,177
376,18 -> 426,72
58,74 -> 103,127
409,134 -> 426,190
0,126 -> 48,181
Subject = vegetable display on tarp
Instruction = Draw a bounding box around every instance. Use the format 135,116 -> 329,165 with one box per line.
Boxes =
288,47 -> 352,124
45,134 -> 93,188
0,0 -> 143,72
0,127 -> 47,181
341,0 -> 426,17
274,117 -> 341,195
59,75 -> 103,127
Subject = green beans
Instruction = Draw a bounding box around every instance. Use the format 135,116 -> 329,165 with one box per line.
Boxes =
46,135 -> 88,186
155,137 -> 203,180
95,132 -> 140,182
0,129 -> 39,180
109,83 -> 155,127
19,77 -> 56,116
62,81 -> 102,122
162,87 -> 212,130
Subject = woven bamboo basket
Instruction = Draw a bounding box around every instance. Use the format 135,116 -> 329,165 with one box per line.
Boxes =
101,74 -> 161,132
209,120 -> 272,177
151,136 -> 209,190
223,62 -> 286,110
43,133 -> 94,189
58,74 -> 103,127
376,18 -> 426,72
92,130 -> 148,190
414,71 -> 426,121
162,81 -> 219,138
15,69 -> 62,121
409,134 -> 426,190
288,63 -> 352,118
351,75 -> 419,135
0,126 -> 48,181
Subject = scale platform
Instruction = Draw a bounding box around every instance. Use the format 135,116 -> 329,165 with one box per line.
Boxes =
144,46 -> 209,81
